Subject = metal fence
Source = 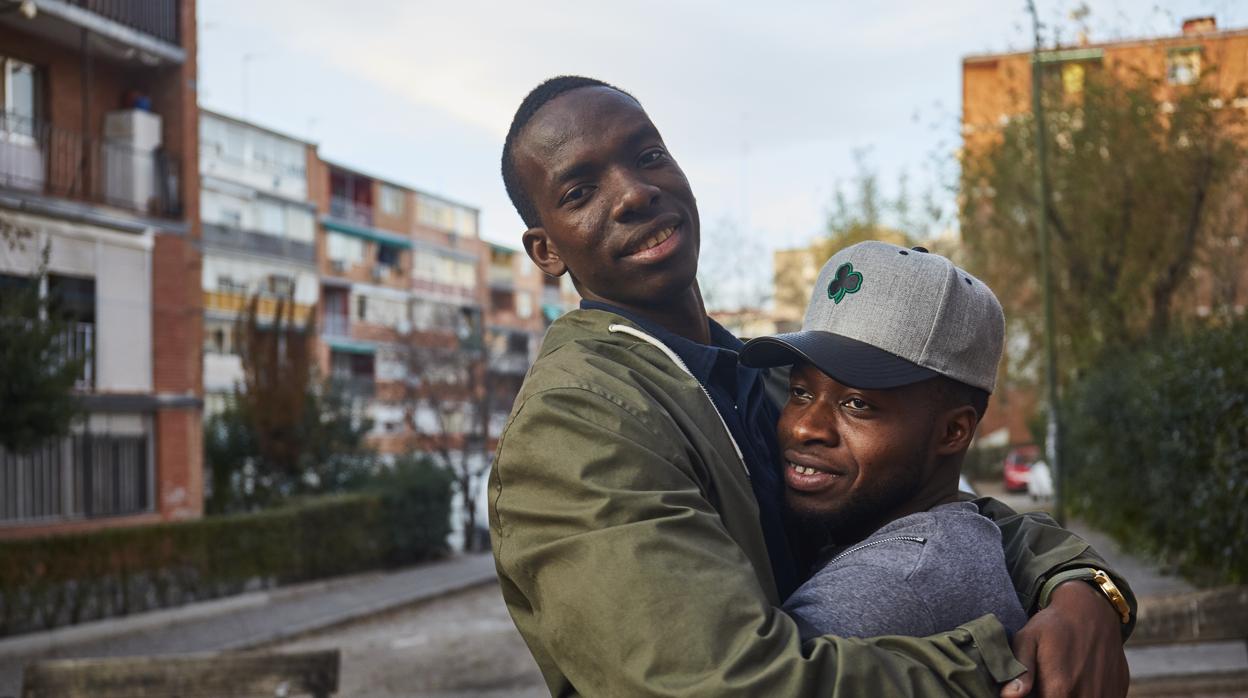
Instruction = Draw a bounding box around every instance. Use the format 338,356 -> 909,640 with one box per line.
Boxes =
0,112 -> 181,218
0,432 -> 152,525
66,0 -> 180,44
328,196 -> 373,227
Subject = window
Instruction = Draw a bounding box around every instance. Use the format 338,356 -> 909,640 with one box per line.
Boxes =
266,274 -> 295,297
48,275 -> 95,323
380,184 -> 404,216
507,332 -> 528,354
416,194 -> 476,236
1061,63 -> 1085,95
1167,48 -> 1201,86
217,275 -> 248,295
356,295 -> 368,322
221,208 -> 243,228
204,319 -> 237,354
326,231 -> 366,265
256,200 -> 284,236
1,57 -> 40,142
490,289 -> 515,313
286,207 -> 314,243
377,244 -> 400,269
516,291 -> 533,319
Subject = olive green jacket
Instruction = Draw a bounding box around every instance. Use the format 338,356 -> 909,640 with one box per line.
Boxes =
489,309 -> 1132,697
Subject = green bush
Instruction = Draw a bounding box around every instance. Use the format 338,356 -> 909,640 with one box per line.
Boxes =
1063,318 -> 1248,585
0,484 -> 450,637
370,455 -> 455,566
963,444 -> 1010,482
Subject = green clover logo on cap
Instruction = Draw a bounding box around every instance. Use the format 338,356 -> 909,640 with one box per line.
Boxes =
827,263 -> 863,304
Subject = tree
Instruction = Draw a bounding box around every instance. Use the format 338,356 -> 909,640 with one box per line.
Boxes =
960,65 -> 1248,381
399,330 -> 493,552
204,294 -> 376,513
696,217 -> 772,313
0,216 -> 84,453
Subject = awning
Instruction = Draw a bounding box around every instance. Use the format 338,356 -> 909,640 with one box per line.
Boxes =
321,218 -> 413,250
326,337 -> 376,355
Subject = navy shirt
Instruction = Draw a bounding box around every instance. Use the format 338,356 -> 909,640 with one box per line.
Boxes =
581,301 -> 799,599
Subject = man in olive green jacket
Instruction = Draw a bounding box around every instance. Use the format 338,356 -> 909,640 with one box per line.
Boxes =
490,76 -> 1133,697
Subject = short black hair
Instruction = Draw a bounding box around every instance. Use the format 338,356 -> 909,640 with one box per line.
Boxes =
500,75 -> 636,229
932,375 -> 991,423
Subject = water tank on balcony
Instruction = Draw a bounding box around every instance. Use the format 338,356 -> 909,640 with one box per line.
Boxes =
103,109 -> 162,213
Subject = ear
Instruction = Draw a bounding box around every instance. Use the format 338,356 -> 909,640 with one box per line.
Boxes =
935,405 -> 979,457
522,227 -> 568,278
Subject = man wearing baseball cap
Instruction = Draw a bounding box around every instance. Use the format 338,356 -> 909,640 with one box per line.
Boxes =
741,241 -> 1132,644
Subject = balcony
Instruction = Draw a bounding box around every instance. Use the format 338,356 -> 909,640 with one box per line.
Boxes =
487,265 -> 515,289
0,113 -> 181,219
329,196 -> 373,227
331,374 -> 375,399
0,0 -> 184,66
489,350 -> 531,376
323,313 -> 350,337
65,0 -> 180,44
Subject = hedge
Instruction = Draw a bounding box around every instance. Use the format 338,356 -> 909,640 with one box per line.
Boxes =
0,459 -> 453,637
1063,317 -> 1248,585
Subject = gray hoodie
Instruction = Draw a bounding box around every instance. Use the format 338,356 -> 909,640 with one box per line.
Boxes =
784,501 -> 1029,641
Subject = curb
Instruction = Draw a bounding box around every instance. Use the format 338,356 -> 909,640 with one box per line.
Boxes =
0,554 -> 497,661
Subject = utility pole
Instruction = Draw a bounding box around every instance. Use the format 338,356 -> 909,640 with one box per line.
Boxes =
1027,0 -> 1064,525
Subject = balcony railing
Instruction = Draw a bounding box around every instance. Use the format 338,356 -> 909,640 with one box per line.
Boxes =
0,112 -> 181,219
66,0 -> 180,44
331,374 -> 375,398
329,196 -> 373,227
59,322 -> 95,390
489,351 -> 531,376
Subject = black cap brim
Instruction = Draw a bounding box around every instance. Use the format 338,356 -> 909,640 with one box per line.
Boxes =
740,331 -> 938,390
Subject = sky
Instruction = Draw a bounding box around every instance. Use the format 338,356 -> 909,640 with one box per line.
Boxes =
197,0 -> 1248,297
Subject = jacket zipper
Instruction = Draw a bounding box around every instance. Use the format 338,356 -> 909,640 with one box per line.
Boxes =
607,323 -> 751,481
826,536 -> 927,566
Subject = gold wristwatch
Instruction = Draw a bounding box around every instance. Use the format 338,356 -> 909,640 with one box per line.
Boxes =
1039,568 -> 1132,625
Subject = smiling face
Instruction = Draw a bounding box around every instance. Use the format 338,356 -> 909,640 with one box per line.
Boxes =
777,361 -> 973,543
513,86 -> 700,311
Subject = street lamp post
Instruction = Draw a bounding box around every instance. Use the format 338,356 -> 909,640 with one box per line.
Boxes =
1027,0 -> 1064,525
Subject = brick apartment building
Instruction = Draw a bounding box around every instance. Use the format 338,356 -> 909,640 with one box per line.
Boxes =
0,0 -> 202,538
311,157 -> 488,455
0,1 -> 574,541
961,15 -> 1248,446
199,110 -> 318,416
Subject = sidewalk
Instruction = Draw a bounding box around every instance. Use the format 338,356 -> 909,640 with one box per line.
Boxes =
973,480 -> 1248,687
0,553 -> 497,697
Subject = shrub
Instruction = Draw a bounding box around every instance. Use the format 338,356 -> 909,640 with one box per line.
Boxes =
1063,318 -> 1248,585
0,484 -> 450,637
371,455 -> 455,566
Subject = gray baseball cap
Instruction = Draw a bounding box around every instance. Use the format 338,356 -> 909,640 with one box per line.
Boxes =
740,241 -> 1005,393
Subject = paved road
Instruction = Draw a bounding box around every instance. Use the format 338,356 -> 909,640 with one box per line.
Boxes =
273,582 -> 546,698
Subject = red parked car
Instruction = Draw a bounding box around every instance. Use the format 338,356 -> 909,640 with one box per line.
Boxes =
1002,446 -> 1040,493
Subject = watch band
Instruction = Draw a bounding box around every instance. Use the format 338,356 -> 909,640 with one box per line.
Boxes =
1039,567 -> 1132,624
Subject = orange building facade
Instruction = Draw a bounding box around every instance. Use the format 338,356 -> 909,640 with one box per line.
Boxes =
961,16 -> 1248,448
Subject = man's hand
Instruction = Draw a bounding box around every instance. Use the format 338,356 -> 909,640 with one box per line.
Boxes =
1000,581 -> 1130,698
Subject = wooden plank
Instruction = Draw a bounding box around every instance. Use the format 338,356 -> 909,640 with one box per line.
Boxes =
1129,586 -> 1248,647
22,649 -> 340,698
